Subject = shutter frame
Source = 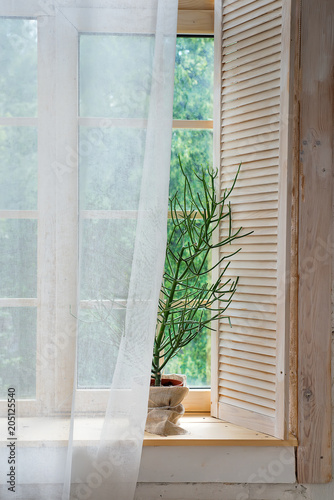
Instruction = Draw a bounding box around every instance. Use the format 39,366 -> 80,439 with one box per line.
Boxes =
211,0 -> 294,439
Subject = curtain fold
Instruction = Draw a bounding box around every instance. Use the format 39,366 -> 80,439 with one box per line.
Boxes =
0,1 -> 178,498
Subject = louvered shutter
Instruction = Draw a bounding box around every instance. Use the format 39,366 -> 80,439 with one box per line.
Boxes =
212,0 -> 293,439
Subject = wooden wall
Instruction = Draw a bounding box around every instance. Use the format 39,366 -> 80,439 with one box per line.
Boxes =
297,0 -> 334,484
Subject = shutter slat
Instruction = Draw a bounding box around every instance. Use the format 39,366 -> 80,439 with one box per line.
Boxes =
220,342 -> 275,359
222,89 -> 280,112
223,16 -> 282,48
224,299 -> 277,313
222,97 -> 280,119
220,362 -> 276,383
224,243 -> 277,253
231,210 -> 278,222
223,26 -> 281,58
222,131 -> 279,150
221,316 -> 276,331
222,150 -> 279,165
222,104 -> 280,127
223,0 -> 257,11
223,63 -> 281,92
222,229 -> 278,240
221,354 -> 276,374
219,396 -> 275,417
223,0 -> 278,21
220,323 -> 277,338
222,165 -> 279,180
223,34 -> 281,64
223,316 -> 277,331
222,335 -> 276,349
228,192 -> 278,205
219,389 -> 275,411
222,201 -> 278,213
222,258 -> 277,269
222,79 -> 281,106
222,376 -> 275,398
219,346 -> 276,366
223,182 -> 279,197
223,52 -> 281,80
223,1 -> 282,31
223,44 -> 281,74
222,8 -> 282,41
235,284 -> 277,295
222,123 -> 280,142
224,266 -> 277,277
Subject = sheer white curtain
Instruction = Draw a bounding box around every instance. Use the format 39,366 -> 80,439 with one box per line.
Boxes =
0,1 -> 178,499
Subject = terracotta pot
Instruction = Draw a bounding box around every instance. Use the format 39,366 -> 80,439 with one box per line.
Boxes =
150,377 -> 183,387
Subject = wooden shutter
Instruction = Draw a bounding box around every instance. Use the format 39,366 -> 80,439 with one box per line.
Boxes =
212,0 -> 294,439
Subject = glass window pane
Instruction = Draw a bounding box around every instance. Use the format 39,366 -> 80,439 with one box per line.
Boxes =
80,219 -> 136,301
165,128 -> 213,388
169,129 -> 213,199
166,328 -> 211,388
80,35 -> 154,118
0,219 -> 37,298
77,307 -> 125,389
0,19 -> 37,117
0,307 -> 36,398
0,127 -> 38,210
173,37 -> 214,120
79,127 -> 146,210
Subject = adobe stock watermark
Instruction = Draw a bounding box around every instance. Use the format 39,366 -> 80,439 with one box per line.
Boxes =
235,448 -> 295,500
72,429 -> 143,500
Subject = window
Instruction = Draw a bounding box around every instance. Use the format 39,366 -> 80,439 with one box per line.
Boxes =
0,0 -> 291,430
0,18 -> 39,414
165,35 -> 214,388
0,0 -> 290,425
1,0 -> 332,487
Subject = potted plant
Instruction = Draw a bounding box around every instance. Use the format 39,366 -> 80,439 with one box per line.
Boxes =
146,160 -> 249,435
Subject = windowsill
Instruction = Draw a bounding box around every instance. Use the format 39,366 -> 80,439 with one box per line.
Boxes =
0,415 -> 297,447
144,414 -> 298,446
0,416 -> 297,484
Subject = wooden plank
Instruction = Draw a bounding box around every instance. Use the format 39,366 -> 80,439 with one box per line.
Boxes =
178,0 -> 214,9
144,415 -> 298,446
289,0 -> 302,442
297,0 -> 333,484
177,9 -> 214,34
172,119 -> 213,129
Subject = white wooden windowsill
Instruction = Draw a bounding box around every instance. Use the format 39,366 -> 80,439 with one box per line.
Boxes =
0,415 -> 297,448
0,416 -> 297,484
